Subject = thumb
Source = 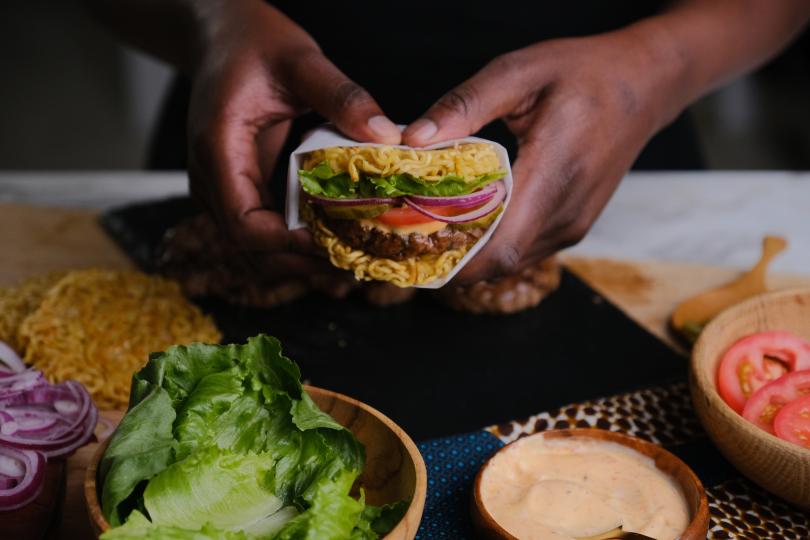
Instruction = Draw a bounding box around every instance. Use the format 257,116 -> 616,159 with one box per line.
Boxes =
286,50 -> 401,144
403,53 -> 536,147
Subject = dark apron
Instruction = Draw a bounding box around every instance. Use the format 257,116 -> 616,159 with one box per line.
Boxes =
150,0 -> 704,189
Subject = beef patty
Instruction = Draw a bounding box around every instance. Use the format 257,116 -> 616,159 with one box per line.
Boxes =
321,216 -> 485,260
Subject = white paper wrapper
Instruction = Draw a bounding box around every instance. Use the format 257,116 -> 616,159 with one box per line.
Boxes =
285,125 -> 513,289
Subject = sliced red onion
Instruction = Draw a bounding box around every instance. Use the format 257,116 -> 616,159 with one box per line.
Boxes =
403,182 -> 498,208
0,370 -> 46,394
305,192 -> 396,207
1,418 -> 85,454
0,454 -> 24,478
403,181 -> 506,224
44,404 -> 98,458
0,381 -> 96,458
5,409 -> 67,422
0,367 -> 97,511
0,475 -> 15,490
0,447 -> 44,511
15,416 -> 59,434
0,341 -> 25,373
54,399 -> 79,416
0,384 -> 73,408
62,381 -> 92,427
0,379 -> 97,459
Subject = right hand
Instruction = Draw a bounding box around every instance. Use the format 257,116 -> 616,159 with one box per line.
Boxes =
186,1 -> 401,293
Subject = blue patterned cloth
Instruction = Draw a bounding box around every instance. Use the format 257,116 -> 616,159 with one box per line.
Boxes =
415,431 -> 505,539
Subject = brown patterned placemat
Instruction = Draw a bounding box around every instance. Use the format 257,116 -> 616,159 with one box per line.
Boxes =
485,382 -> 810,539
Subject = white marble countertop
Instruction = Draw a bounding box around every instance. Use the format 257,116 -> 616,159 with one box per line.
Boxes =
1,171 -> 808,274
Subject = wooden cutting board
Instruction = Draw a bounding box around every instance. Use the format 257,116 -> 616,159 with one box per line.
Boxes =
2,202 -> 810,539
3,203 -> 809,351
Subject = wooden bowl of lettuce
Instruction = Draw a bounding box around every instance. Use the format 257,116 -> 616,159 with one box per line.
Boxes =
84,335 -> 427,539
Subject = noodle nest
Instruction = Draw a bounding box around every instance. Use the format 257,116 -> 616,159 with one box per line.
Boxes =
0,271 -> 67,351
302,143 -> 501,181
8,269 -> 220,409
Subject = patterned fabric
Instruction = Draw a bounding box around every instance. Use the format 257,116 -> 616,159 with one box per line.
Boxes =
487,381 -> 702,446
708,479 -> 810,539
412,382 -> 810,539
416,431 -> 504,539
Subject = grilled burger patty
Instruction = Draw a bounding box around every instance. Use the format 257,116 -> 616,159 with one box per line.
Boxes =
321,215 -> 485,260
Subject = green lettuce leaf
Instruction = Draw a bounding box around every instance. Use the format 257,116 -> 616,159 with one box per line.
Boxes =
299,162 -> 504,199
99,335 -> 399,540
144,448 -> 283,531
101,511 -> 248,540
354,501 -> 411,538
100,387 -> 177,527
271,470 -> 363,540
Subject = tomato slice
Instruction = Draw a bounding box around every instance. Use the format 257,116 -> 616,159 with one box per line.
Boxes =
374,205 -> 469,227
375,206 -> 435,226
774,394 -> 810,448
742,369 -> 810,434
717,331 -> 810,414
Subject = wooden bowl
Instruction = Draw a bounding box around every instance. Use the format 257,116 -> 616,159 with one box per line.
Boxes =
691,288 -> 810,508
85,385 -> 427,539
471,428 -> 709,540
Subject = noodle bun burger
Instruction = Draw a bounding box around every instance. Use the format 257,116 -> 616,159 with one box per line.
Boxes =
297,142 -> 508,287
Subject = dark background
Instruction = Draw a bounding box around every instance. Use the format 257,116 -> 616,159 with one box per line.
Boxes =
1,0 -> 809,171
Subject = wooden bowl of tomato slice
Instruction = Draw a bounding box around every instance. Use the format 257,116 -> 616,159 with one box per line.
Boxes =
691,288 -> 810,508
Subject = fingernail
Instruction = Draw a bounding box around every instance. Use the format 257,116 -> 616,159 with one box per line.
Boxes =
367,115 -> 401,142
408,119 -> 438,144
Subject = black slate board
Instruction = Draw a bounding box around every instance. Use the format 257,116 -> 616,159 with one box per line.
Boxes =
101,198 -> 688,440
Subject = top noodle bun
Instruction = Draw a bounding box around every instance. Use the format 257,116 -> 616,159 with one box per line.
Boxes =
302,143 -> 502,182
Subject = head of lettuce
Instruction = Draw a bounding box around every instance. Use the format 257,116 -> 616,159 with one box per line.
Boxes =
98,335 -> 407,539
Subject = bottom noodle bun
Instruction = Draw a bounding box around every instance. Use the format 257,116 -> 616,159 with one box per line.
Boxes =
309,216 -> 466,288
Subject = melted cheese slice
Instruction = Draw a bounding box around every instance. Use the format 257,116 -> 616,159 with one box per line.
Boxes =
358,219 -> 447,237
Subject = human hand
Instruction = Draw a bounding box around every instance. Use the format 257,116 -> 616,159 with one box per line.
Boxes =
187,1 -> 401,292
402,26 -> 684,284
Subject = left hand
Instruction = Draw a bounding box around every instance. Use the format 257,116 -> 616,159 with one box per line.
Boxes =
402,27 -> 684,284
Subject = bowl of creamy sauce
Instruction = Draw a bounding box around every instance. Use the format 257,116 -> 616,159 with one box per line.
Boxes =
473,429 -> 708,540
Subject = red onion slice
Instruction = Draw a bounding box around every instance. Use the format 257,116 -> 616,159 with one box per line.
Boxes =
0,475 -> 15,490
5,409 -> 68,422
0,453 -> 25,478
403,181 -> 506,224
0,367 -> 97,510
304,192 -> 397,207
0,384 -> 73,408
0,371 -> 46,395
0,378 -> 97,459
403,182 -> 498,208
43,404 -> 98,459
0,341 -> 25,373
54,399 -> 80,416
15,416 -> 59,434
0,447 -> 45,511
